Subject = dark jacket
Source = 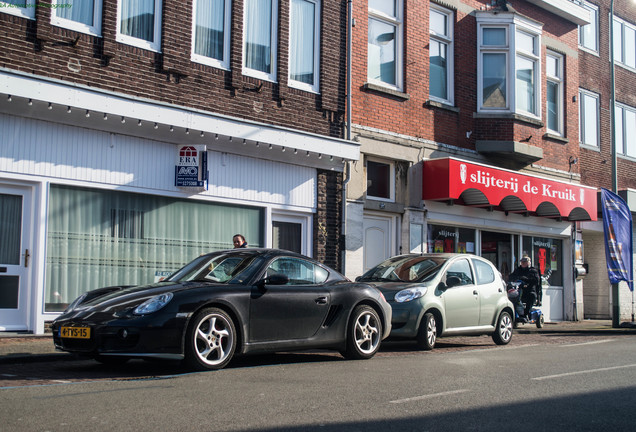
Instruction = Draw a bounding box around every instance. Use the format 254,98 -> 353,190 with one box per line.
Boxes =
509,265 -> 540,296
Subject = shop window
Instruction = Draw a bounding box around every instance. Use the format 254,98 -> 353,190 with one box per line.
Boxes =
289,0 -> 321,93
578,1 -> 598,53
243,0 -> 278,81
522,236 -> 563,287
368,0 -> 403,90
116,0 -> 162,51
427,225 -> 476,254
0,0 -> 35,19
366,159 -> 394,201
191,0 -> 231,69
45,185 -> 263,312
51,0 -> 102,36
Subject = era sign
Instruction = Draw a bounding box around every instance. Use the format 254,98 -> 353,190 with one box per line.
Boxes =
175,145 -> 208,188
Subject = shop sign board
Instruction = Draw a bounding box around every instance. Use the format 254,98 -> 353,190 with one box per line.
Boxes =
175,145 -> 208,188
423,158 -> 597,221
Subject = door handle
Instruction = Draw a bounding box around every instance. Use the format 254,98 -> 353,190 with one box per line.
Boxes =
473,290 -> 478,296
24,249 -> 30,268
315,296 -> 328,305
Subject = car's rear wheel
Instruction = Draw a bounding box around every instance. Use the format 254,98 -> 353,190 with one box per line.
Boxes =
185,307 -> 236,370
416,312 -> 437,350
492,311 -> 513,345
343,305 -> 382,360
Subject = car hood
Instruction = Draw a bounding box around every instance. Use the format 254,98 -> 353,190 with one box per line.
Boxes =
58,281 -> 224,317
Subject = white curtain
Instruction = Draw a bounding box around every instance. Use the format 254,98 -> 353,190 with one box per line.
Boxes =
56,0 -> 94,26
194,0 -> 225,60
45,186 -> 262,311
245,0 -> 272,73
290,0 -> 315,84
120,0 -> 155,42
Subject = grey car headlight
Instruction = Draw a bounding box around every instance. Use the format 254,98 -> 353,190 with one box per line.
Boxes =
394,287 -> 428,303
133,293 -> 174,315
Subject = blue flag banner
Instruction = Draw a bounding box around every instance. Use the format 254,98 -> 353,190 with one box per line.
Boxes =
601,188 -> 634,291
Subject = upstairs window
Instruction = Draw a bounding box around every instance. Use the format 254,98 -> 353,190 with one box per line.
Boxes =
429,4 -> 454,104
368,0 -> 403,90
0,0 -> 35,19
615,103 -> 636,158
546,51 -> 564,135
192,0 -> 231,69
477,13 -> 542,118
578,1 -> 598,53
117,0 -> 162,51
366,159 -> 394,202
289,0 -> 320,92
243,0 -> 278,81
579,89 -> 599,148
51,0 -> 102,36
613,15 -> 636,70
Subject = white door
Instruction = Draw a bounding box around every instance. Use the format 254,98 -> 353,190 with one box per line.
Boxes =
0,185 -> 32,331
363,214 -> 395,273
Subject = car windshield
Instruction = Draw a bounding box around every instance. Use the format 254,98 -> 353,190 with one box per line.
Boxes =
358,256 -> 446,283
166,252 -> 260,284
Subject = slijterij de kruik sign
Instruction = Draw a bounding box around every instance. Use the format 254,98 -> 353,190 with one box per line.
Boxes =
175,145 -> 208,189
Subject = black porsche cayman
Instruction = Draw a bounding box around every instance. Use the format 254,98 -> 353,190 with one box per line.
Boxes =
52,249 -> 392,370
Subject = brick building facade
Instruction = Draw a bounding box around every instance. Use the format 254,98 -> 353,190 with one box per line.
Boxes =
0,0 -> 355,333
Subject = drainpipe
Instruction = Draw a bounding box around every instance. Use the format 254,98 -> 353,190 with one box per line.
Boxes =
341,0 -> 353,276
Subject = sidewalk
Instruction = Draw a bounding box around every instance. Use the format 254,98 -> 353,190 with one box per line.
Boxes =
1,320 -> 636,365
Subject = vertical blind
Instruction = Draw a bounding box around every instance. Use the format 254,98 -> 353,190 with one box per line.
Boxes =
45,185 -> 262,311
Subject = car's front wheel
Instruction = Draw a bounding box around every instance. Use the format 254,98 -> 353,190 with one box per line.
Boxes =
492,311 -> 513,345
185,307 -> 236,370
416,312 -> 437,350
343,305 -> 382,360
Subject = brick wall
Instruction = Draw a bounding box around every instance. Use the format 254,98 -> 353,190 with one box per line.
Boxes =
314,170 -> 343,271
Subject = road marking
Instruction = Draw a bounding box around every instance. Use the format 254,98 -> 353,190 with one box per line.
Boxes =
559,339 -> 614,347
532,364 -> 636,381
390,389 -> 470,404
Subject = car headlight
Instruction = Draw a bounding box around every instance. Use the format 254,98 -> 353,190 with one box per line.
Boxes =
394,287 -> 428,303
133,293 -> 174,315
64,293 -> 88,313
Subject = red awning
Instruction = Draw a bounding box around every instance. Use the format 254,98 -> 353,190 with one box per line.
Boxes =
423,158 -> 597,221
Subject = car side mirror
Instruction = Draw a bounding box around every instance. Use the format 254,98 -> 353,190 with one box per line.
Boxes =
446,276 -> 461,288
261,273 -> 289,286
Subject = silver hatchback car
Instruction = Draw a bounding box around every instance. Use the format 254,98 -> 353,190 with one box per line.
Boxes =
356,253 -> 515,350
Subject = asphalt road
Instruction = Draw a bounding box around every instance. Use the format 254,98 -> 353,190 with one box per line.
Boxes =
1,333 -> 635,431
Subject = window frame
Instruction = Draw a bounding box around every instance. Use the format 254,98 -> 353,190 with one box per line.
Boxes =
476,13 -> 542,119
579,88 -> 600,148
578,0 -> 599,54
191,0 -> 232,69
115,0 -> 163,52
546,51 -> 564,136
429,4 -> 454,105
242,0 -> 279,82
615,102 -> 636,158
366,157 -> 395,203
50,0 -> 102,36
367,0 -> 404,91
287,0 -> 321,93
0,0 -> 36,19
612,14 -> 636,71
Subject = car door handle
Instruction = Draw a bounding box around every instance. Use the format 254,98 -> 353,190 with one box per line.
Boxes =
315,297 -> 328,305
473,290 -> 478,296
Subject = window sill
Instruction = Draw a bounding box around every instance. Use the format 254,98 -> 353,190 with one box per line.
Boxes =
579,143 -> 600,152
473,111 -> 544,127
543,133 -> 568,144
424,100 -> 459,113
363,83 -> 410,100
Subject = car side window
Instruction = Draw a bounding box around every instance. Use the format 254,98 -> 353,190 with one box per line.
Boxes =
472,259 -> 495,285
266,257 -> 329,285
444,259 -> 474,286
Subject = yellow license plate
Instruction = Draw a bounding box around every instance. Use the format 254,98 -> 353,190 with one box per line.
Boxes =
60,326 -> 91,339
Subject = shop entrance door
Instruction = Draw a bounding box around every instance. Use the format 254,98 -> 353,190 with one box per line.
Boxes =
481,231 -> 514,282
0,185 -> 32,331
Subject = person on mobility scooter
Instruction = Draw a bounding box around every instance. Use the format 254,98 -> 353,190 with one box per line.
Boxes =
507,255 -> 544,328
